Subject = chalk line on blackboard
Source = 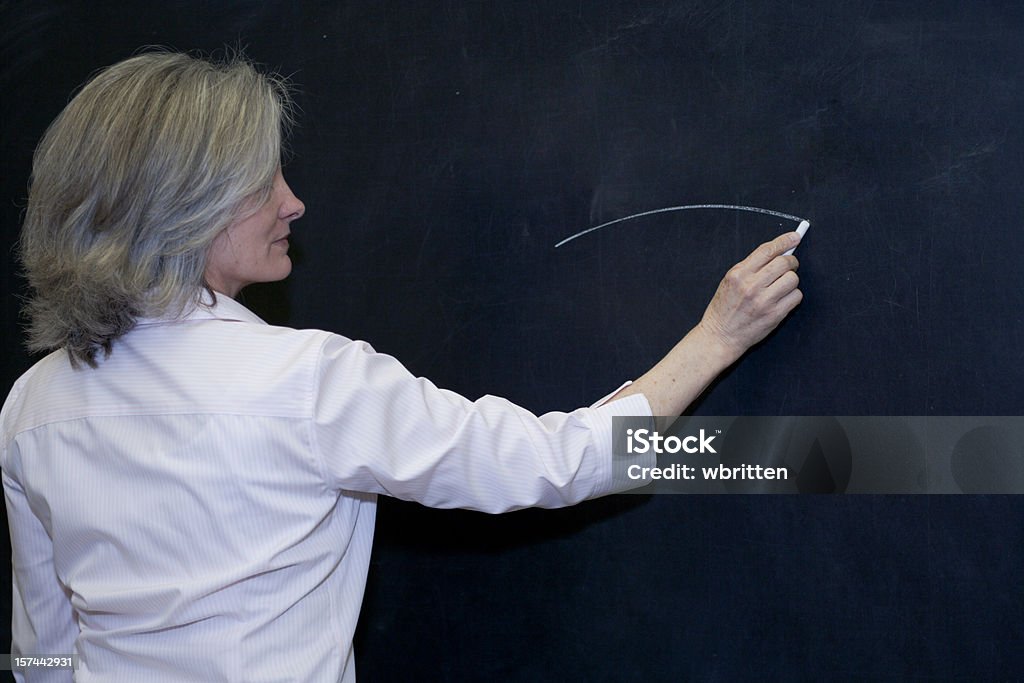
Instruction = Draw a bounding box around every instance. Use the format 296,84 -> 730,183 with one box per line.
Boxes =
555,204 -> 809,248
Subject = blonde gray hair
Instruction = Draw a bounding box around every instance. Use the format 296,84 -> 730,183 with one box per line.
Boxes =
20,49 -> 293,367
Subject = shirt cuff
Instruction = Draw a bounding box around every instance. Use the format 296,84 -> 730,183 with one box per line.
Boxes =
584,387 -> 656,497
589,380 -> 634,408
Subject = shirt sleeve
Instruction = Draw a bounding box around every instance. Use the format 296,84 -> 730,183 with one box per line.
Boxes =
3,470 -> 78,682
310,335 -> 654,513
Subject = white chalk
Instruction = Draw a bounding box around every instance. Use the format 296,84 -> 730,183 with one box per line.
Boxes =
783,220 -> 810,256
554,204 -> 807,248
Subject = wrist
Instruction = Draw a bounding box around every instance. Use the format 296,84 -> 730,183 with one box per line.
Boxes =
690,321 -> 744,369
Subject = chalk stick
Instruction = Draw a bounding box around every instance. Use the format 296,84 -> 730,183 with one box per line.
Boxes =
783,220 -> 810,256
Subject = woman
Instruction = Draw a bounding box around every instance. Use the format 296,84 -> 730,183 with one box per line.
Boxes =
2,50 -> 802,681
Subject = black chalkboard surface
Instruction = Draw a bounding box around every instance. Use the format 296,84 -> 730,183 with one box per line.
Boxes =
2,1 -> 1023,679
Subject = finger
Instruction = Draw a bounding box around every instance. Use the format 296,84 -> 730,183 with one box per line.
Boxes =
763,270 -> 800,304
742,232 -> 802,271
775,286 -> 804,314
754,254 -> 799,288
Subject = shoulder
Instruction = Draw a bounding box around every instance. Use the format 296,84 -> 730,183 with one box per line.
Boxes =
1,320 -> 370,440
125,319 -> 356,416
1,350 -> 68,464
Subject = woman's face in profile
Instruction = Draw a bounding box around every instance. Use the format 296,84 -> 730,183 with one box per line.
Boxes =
204,169 -> 305,297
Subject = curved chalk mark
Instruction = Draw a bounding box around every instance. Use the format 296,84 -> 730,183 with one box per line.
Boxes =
555,204 -> 808,248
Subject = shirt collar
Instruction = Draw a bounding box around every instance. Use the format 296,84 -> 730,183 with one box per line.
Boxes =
184,290 -> 268,325
135,290 -> 268,327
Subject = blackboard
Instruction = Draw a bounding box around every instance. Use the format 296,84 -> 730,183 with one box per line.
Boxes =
2,1 -> 1023,678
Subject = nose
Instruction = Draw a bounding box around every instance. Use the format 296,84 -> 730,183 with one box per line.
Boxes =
280,182 -> 305,222
284,198 -> 305,222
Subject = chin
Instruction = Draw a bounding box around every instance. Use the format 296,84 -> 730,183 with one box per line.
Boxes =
254,267 -> 291,287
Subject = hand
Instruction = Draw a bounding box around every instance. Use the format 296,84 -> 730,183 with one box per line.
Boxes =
697,231 -> 803,359
604,231 -> 804,416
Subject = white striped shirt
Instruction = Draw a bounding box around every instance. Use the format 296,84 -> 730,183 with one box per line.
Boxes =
2,295 -> 652,682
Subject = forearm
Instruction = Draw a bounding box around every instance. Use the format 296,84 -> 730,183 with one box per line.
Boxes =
608,322 -> 740,416
606,230 -> 804,417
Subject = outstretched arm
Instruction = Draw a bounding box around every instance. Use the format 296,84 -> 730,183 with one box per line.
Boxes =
611,230 -> 803,416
